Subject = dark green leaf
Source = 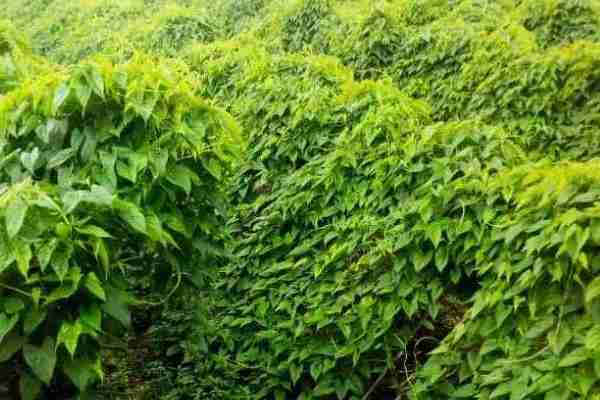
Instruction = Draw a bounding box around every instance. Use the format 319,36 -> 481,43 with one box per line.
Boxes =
0,331 -> 25,362
24,308 -> 47,335
23,337 -> 57,384
80,303 -> 101,332
20,373 -> 42,400
63,357 -> 102,391
101,286 -> 130,327
3,296 -> 25,314
0,313 -> 19,344
289,363 -> 302,384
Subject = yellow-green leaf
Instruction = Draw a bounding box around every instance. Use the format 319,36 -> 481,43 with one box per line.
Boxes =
12,240 -> 32,277
84,272 -> 106,301
57,320 -> 82,357
585,277 -> 600,304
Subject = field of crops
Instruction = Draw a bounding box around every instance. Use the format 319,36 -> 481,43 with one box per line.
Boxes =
1,0 -> 600,399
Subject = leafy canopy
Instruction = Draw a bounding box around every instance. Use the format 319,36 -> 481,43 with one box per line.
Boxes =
0,54 -> 241,396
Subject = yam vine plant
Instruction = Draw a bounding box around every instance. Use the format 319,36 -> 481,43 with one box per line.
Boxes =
412,160 -> 600,399
187,43 -> 362,199
257,0 -> 600,158
173,38 -> 532,399
173,4 -> 600,396
0,56 -> 241,398
206,0 -> 272,36
0,21 -> 50,96
208,118 -> 526,399
0,21 -> 27,94
1,0 -> 224,64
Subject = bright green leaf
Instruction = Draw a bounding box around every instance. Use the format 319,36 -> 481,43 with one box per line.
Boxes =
76,225 -> 112,239
585,277 -> 600,303
20,148 -> 39,174
37,239 -> 58,273
52,84 -> 70,114
585,325 -> 600,351
47,148 -> 76,169
13,240 -> 32,277
114,200 -> 146,235
57,320 -> 82,357
558,348 -> 589,367
6,196 -> 27,238
84,272 -> 106,301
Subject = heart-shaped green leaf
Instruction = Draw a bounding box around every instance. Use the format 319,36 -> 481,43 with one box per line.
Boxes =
23,337 -> 56,385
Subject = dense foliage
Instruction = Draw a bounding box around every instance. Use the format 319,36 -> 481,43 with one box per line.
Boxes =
413,160 -> 600,399
1,0 -> 600,399
0,55 -> 241,397
0,20 -> 52,96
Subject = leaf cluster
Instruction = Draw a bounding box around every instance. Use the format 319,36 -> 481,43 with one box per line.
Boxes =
0,55 -> 241,397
